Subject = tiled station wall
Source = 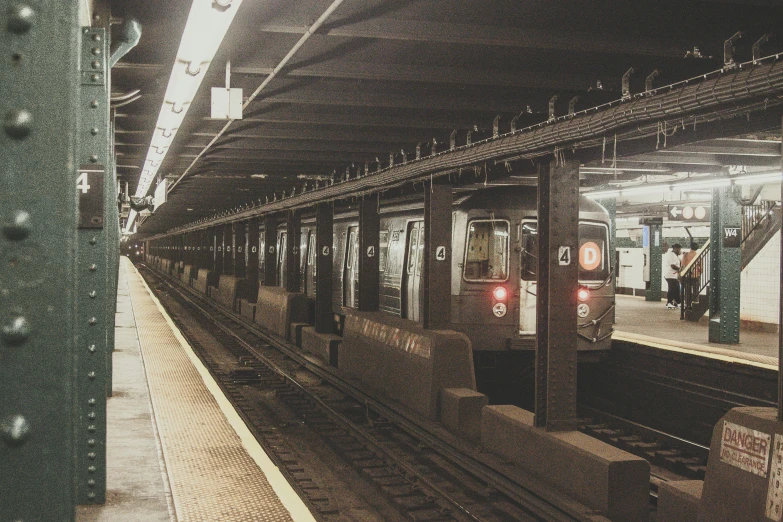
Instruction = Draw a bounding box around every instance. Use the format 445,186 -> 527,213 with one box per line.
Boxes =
740,230 -> 780,325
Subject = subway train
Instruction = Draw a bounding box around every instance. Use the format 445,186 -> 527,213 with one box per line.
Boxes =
263,186 -> 614,403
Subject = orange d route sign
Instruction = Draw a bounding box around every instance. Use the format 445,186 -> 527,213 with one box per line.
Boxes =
579,242 -> 601,271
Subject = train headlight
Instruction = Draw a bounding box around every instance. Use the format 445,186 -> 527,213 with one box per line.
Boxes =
577,287 -> 590,302
493,286 -> 507,301
492,302 -> 507,317
577,303 -> 590,318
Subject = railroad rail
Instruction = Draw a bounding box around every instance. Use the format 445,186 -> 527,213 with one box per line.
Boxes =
139,264 -> 601,521
138,261 -> 773,517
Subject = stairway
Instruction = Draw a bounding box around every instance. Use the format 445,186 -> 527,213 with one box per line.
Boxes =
740,203 -> 781,270
680,201 -> 781,322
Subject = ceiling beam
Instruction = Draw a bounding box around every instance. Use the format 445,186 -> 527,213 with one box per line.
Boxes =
173,140 -> 421,155
191,127 -> 438,145
234,61 -> 596,91
664,141 -> 781,156
198,111 -> 528,131
258,19 -> 690,58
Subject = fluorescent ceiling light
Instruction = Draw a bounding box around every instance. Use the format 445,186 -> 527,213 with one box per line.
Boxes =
732,172 -> 782,185
585,171 -> 782,199
125,0 -> 244,234
580,167 -> 671,173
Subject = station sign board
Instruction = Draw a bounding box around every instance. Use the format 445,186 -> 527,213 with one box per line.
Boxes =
668,205 -> 710,221
77,164 -> 104,229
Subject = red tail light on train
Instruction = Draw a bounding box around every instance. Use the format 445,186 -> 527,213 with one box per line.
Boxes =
578,287 -> 590,302
493,286 -> 507,301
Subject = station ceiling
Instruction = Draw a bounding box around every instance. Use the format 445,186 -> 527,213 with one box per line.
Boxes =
109,0 -> 783,235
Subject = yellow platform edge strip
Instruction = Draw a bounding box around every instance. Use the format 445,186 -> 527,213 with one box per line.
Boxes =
613,330 -> 778,371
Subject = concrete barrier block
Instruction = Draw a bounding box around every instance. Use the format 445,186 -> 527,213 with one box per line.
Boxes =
340,311 -> 475,420
238,299 -> 255,322
215,275 -> 245,311
255,285 -> 308,340
181,265 -> 195,286
290,322 -> 309,348
440,388 -> 487,442
301,327 -> 340,366
698,407 -> 783,522
194,269 -> 212,294
481,405 -> 649,521
659,480 -> 702,522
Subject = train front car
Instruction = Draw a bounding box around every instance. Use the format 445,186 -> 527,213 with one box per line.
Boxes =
452,187 -> 614,404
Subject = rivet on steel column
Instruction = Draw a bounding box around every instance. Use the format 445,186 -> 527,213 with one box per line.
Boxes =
1,414 -> 31,446
74,24 -> 110,505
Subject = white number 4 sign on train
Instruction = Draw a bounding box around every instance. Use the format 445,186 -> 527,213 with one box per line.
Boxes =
558,246 -> 571,266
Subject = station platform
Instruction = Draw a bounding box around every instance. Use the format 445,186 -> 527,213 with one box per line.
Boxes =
76,257 -> 315,521
614,294 -> 778,368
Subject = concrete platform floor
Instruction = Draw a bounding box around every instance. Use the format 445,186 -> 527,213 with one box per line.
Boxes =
78,258 -> 316,521
76,262 -> 173,521
615,294 -> 778,360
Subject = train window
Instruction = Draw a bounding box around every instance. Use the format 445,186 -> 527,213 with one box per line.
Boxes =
379,230 -> 389,272
307,232 -> 316,266
415,226 -> 425,276
578,222 -> 610,283
520,222 -> 537,281
278,232 -> 287,286
463,220 -> 509,281
346,227 -> 359,271
517,222 -> 610,283
407,227 -> 418,274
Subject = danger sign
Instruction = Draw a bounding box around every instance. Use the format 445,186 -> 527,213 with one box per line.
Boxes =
579,242 -> 602,271
720,420 -> 771,477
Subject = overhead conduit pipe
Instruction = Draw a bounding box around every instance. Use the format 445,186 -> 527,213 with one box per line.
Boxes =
151,55 -> 783,238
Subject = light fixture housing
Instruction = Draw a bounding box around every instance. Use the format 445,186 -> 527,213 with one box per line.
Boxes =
125,0 -> 244,233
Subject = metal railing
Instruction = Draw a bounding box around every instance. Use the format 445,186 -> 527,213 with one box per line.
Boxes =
741,201 -> 778,248
680,241 -> 711,319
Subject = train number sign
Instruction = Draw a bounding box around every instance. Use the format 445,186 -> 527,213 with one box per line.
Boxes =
77,164 -> 104,229
436,246 -> 446,261
558,246 -> 571,266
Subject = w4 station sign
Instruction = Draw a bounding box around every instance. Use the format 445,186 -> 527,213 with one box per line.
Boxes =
668,204 -> 711,222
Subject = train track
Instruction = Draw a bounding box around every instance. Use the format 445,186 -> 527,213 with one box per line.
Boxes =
139,265 -> 604,522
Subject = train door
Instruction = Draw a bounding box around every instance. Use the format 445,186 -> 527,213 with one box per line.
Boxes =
304,231 -> 316,297
277,231 -> 287,287
403,221 -> 424,321
343,226 -> 359,307
259,231 -> 265,276
519,221 -> 537,334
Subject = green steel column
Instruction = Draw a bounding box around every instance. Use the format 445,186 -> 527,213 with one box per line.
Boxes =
74,26 -> 109,503
94,2 -> 114,399
709,186 -> 741,344
0,2 -> 80,520
645,223 -> 662,301
106,119 -> 117,398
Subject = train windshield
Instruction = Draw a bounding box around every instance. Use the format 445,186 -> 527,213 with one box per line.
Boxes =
463,220 -> 509,281
519,222 -> 610,283
578,222 -> 610,283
